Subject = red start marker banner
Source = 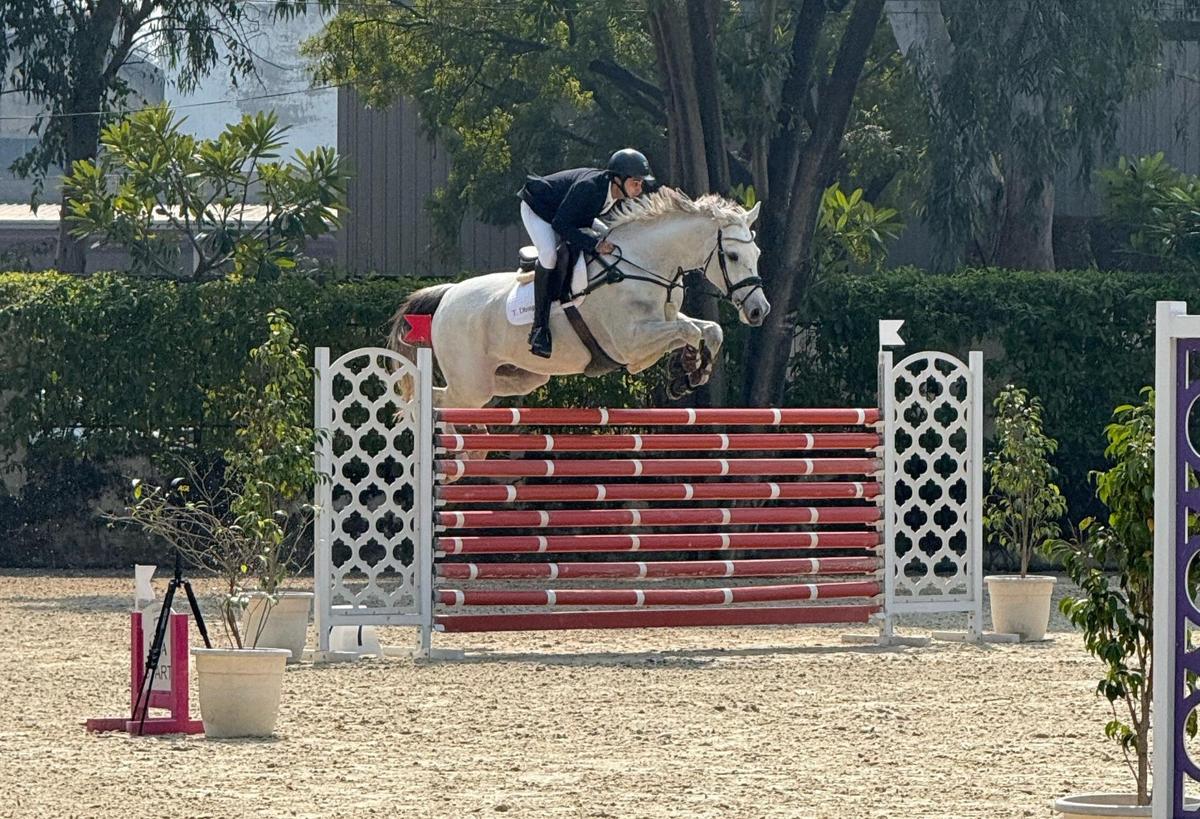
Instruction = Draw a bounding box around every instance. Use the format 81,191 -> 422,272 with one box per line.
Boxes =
402,314 -> 433,344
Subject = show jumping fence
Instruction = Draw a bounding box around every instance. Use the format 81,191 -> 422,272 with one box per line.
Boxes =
314,322 -> 983,656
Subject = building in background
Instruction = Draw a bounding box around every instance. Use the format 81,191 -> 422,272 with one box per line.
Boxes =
335,88 -> 523,278
166,4 -> 337,156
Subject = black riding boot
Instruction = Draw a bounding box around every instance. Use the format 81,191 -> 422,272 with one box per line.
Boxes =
528,261 -> 559,358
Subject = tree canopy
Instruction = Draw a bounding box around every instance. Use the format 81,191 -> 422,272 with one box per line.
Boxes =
306,0 -> 663,255
889,0 -> 1168,269
307,0 -> 890,405
0,0 -> 318,272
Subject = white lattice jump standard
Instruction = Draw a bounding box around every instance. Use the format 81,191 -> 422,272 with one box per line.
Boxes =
313,320 -> 985,657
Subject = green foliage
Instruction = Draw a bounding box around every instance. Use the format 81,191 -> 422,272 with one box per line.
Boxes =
223,310 -> 321,596
111,465 -> 258,647
0,0 -> 320,199
839,26 -> 931,210
724,181 -> 903,277
304,0 -> 660,255
0,271 -> 423,568
983,386 -> 1066,576
815,183 -> 903,276
7,264 -> 1200,570
794,265 -> 1200,521
910,1 -> 1162,264
0,270 -> 657,566
525,371 -> 655,410
1047,391 -> 1155,804
306,0 -> 905,265
64,105 -> 347,282
0,272 -> 415,470
1099,153 -> 1200,270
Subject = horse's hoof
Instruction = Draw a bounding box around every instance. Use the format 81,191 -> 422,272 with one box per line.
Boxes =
666,375 -> 692,399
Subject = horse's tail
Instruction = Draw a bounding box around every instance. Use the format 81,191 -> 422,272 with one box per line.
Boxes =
387,282 -> 454,364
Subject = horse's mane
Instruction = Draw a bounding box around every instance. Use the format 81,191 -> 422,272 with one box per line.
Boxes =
602,187 -> 748,230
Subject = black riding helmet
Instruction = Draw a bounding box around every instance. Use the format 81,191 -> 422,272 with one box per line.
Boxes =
607,148 -> 652,181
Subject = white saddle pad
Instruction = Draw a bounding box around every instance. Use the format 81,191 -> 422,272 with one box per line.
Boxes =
505,265 -> 588,326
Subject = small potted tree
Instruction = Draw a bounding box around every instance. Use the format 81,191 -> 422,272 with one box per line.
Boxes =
223,310 -> 321,663
984,386 -> 1067,640
111,465 -> 291,738
1050,391 -> 1153,817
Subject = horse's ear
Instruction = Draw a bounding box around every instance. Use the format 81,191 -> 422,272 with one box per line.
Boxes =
744,201 -> 761,225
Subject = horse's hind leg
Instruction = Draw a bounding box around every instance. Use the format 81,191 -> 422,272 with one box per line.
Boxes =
493,366 -> 550,398
435,367 -> 497,410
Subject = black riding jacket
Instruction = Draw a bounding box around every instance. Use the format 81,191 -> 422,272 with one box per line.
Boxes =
520,168 -> 614,253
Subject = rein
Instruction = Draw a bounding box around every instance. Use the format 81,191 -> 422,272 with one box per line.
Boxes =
578,229 -> 763,310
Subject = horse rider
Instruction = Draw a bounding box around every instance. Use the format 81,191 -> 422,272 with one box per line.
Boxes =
517,148 -> 653,358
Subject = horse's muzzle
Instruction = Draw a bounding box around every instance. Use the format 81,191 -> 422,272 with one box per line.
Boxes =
743,298 -> 770,327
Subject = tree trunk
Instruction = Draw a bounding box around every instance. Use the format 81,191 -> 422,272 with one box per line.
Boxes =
57,104 -> 102,275
1137,684 -> 1150,804
57,1 -> 123,275
686,0 -> 729,194
993,158 -> 1055,271
744,0 -> 780,201
648,1 -> 731,406
649,5 -> 710,193
744,169 -> 824,406
745,0 -> 886,406
886,0 -> 953,87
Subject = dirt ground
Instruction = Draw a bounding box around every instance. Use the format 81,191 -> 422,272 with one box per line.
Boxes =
0,572 -> 1147,819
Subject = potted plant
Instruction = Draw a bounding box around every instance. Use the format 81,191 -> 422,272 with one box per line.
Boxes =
1049,391 -> 1153,817
983,385 -> 1067,640
221,310 -> 321,663
110,465 -> 291,739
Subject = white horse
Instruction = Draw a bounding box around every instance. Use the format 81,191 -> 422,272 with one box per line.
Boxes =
387,188 -> 770,408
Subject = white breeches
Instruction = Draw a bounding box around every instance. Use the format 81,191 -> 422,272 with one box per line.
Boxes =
521,201 -> 586,278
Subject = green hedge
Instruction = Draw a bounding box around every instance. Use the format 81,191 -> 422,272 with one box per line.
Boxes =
0,271 -> 423,459
0,271 -> 657,566
0,272 -> 424,566
1,266 -> 1194,566
796,266 -> 1200,519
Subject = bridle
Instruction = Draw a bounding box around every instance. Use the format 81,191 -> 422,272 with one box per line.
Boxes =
705,229 -> 764,311
581,228 -> 763,311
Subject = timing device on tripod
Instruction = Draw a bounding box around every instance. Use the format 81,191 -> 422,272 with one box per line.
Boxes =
86,553 -> 211,736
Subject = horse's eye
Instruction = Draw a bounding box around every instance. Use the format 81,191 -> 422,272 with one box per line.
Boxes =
728,252 -> 739,262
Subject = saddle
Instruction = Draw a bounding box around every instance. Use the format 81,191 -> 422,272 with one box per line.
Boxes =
517,244 -> 577,302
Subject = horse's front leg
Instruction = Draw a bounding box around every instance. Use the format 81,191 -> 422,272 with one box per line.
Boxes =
623,317 -> 704,374
657,313 -> 722,390
683,313 -> 723,360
